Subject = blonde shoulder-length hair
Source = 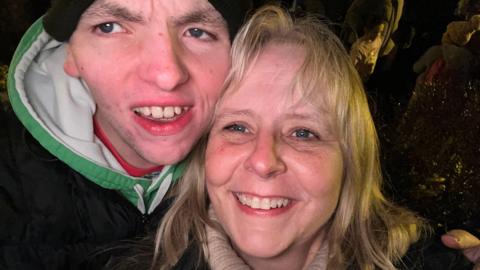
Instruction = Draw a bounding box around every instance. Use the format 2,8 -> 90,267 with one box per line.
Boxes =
152,5 -> 427,270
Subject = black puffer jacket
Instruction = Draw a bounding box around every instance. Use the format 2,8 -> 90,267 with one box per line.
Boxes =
0,111 -> 173,269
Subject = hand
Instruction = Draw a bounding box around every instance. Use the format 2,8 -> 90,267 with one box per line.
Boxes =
469,14 -> 480,31
441,229 -> 480,269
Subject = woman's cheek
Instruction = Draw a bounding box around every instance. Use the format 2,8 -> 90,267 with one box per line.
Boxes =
205,139 -> 243,186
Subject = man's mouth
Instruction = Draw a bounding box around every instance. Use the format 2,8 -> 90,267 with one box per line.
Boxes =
133,106 -> 190,120
235,193 -> 291,210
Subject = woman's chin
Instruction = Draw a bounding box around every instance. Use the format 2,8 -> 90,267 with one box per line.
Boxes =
232,237 -> 287,260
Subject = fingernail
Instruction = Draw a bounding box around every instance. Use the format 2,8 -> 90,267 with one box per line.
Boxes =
442,234 -> 459,246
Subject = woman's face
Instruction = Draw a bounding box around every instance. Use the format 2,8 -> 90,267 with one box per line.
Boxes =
205,44 -> 344,265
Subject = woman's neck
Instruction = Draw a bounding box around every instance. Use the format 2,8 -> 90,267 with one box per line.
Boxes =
235,230 -> 328,270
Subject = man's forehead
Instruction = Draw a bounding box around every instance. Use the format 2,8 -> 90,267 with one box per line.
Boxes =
84,0 -> 225,25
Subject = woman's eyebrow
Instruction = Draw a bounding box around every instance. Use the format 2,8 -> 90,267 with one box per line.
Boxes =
82,1 -> 145,23
216,109 -> 254,119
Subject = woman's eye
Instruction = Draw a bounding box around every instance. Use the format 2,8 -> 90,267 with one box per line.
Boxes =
224,123 -> 248,133
186,28 -> 214,40
96,22 -> 124,34
292,129 -> 318,140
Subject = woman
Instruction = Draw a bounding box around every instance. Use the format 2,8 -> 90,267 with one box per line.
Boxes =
125,5 -> 471,270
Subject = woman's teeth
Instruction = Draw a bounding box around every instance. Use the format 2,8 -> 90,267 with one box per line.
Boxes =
133,106 -> 189,119
235,193 -> 290,210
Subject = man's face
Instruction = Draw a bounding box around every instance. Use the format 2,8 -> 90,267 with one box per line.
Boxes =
64,0 -> 231,167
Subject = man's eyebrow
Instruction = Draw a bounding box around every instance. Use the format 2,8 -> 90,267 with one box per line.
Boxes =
82,1 -> 144,23
172,7 -> 226,28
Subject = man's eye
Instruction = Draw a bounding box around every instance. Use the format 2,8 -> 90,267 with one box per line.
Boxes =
186,28 -> 214,40
224,124 -> 248,133
96,22 -> 124,34
292,129 -> 318,139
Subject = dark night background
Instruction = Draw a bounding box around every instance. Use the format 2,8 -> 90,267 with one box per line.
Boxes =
0,0 -> 478,232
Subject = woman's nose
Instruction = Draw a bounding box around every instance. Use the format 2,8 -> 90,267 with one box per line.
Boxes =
244,135 -> 286,179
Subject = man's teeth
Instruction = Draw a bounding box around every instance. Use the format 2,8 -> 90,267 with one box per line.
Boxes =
133,106 -> 189,119
236,193 -> 290,210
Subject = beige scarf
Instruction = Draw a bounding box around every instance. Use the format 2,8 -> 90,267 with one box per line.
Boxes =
205,210 -> 329,270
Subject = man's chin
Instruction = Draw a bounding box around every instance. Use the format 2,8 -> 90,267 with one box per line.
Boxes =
140,146 -> 191,166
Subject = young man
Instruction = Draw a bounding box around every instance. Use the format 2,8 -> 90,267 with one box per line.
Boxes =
1,0 -> 251,269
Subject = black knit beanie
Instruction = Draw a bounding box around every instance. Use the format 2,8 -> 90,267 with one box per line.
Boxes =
43,0 -> 252,42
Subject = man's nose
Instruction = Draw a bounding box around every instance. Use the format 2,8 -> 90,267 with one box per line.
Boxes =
138,33 -> 189,91
244,134 -> 286,179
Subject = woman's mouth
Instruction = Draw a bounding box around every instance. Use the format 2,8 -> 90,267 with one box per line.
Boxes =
235,192 -> 291,210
